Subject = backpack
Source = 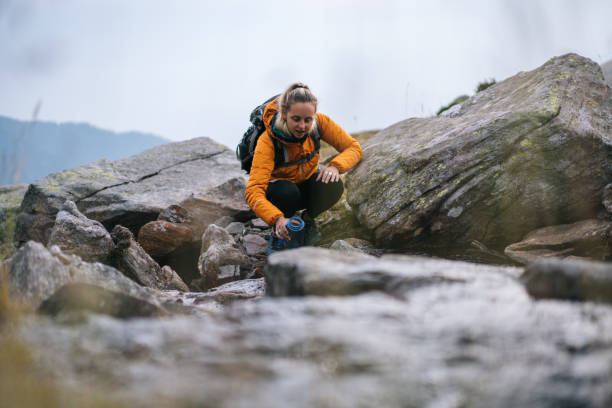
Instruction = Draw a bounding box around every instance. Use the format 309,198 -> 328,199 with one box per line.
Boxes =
236,95 -> 320,174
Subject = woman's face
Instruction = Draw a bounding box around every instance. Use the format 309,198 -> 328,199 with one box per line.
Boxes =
283,102 -> 316,139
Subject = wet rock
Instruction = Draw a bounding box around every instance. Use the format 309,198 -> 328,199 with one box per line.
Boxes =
46,200 -> 114,263
15,137 -> 243,246
250,218 -> 268,229
111,225 -> 189,291
265,247 -> 522,297
194,224 -> 249,290
39,283 -> 168,319
137,220 -> 193,257
521,257 -> 612,302
347,54 -> 612,256
505,219 -> 612,264
243,234 -> 268,256
1,241 -> 160,309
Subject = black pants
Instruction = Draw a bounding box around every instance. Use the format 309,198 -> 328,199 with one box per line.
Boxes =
266,172 -> 344,219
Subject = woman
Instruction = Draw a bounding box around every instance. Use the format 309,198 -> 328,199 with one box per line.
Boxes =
245,82 -> 362,250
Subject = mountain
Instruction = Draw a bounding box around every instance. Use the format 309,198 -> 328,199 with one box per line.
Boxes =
0,115 -> 169,185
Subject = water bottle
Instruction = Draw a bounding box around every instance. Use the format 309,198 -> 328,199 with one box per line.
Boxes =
278,216 -> 306,249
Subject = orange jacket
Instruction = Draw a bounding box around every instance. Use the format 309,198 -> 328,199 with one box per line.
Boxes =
245,97 -> 362,226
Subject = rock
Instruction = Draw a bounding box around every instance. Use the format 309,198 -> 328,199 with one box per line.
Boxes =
521,257 -> 612,302
0,184 -> 27,257
250,218 -> 268,229
213,216 -> 235,228
315,193 -> 372,245
176,177 -> 253,244
602,59 -> 612,88
505,219 -> 612,264
346,54 -> 612,256
329,240 -> 376,258
195,224 -> 249,290
265,247 -> 522,297
137,220 -> 193,257
225,222 -> 245,236
39,283 -> 168,319
47,200 -> 115,263
1,241 -> 160,309
15,137 -> 243,246
242,234 -> 268,256
111,225 -> 189,291
158,204 -> 191,224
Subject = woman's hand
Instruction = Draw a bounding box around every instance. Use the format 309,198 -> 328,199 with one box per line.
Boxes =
316,166 -> 340,184
274,216 -> 291,240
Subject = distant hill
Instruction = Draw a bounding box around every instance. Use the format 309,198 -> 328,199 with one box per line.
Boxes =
0,115 -> 169,185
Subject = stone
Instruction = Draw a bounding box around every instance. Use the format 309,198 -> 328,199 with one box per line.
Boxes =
346,54 -> 612,257
137,220 -> 193,257
1,241 -> 161,309
176,177 -> 253,244
15,137 -> 243,246
521,257 -> 612,303
225,222 -> 245,236
329,240 -> 376,258
505,219 -> 612,264
265,246 -> 522,297
315,193 -> 372,246
111,225 -> 189,291
213,216 -> 235,228
158,204 -> 191,224
250,218 -> 269,229
242,234 -> 268,256
47,200 -> 115,263
195,224 -> 249,290
39,283 -> 168,319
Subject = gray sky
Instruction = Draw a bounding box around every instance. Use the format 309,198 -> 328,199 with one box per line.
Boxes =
1,0 -> 611,147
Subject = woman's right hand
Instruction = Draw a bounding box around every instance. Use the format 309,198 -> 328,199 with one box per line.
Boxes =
274,217 -> 291,241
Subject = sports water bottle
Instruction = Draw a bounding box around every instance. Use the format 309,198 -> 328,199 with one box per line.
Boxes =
278,216 -> 306,249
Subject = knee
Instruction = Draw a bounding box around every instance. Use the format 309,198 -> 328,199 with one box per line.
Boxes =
267,180 -> 302,208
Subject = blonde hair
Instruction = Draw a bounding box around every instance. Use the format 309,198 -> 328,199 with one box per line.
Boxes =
275,82 -> 318,136
279,82 -> 318,116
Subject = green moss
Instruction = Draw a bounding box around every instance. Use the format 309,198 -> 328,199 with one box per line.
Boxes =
0,209 -> 17,261
475,79 -> 496,93
436,95 -> 469,116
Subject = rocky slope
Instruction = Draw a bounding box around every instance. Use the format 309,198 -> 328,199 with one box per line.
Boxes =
2,53 -> 612,407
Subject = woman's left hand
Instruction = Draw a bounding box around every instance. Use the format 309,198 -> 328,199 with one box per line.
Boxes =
316,166 -> 340,184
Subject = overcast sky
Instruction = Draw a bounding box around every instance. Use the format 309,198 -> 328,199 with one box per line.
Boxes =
1,0 -> 611,147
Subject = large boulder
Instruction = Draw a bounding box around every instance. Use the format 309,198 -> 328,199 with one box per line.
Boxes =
265,247 -> 522,297
505,219 -> 612,264
347,54 -> 612,256
15,137 -> 244,246
47,200 -> 115,263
